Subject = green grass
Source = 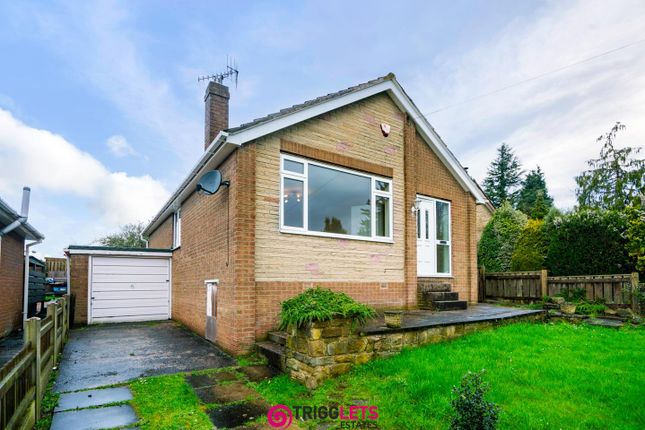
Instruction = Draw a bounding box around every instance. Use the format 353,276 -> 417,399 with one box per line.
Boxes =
130,373 -> 212,430
257,323 -> 645,430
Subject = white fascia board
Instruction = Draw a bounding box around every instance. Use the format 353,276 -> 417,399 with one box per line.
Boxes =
226,80 -> 488,204
143,132 -> 239,236
65,249 -> 173,257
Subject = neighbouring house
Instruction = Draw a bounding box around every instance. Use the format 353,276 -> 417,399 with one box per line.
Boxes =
0,189 -> 44,338
139,73 -> 493,354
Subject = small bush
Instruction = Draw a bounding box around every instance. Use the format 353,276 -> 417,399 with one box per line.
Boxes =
545,209 -> 632,275
576,303 -> 606,316
451,370 -> 499,430
478,202 -> 527,272
624,201 -> 645,273
279,287 -> 376,330
556,287 -> 586,303
511,219 -> 547,271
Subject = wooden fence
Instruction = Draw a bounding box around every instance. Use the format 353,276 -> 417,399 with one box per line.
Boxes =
0,296 -> 70,430
479,269 -> 641,311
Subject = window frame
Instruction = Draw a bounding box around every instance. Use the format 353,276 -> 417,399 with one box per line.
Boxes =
173,208 -> 181,248
279,153 -> 393,243
416,196 -> 452,277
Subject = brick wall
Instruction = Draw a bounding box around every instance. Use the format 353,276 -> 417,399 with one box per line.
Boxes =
149,147 -> 257,354
148,215 -> 173,248
476,204 -> 493,241
0,232 -> 24,337
69,255 -> 88,325
408,125 -> 479,303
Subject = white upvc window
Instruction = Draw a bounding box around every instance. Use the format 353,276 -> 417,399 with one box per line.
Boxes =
416,197 -> 451,276
279,153 -> 393,242
173,208 -> 181,248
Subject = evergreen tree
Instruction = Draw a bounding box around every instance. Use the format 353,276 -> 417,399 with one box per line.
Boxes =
483,143 -> 523,208
516,167 -> 553,218
575,122 -> 645,210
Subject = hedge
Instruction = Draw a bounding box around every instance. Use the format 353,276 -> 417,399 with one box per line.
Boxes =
510,219 -> 547,271
478,202 -> 527,272
544,209 -> 633,276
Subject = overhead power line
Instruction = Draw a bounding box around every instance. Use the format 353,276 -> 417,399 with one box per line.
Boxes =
420,36 -> 645,117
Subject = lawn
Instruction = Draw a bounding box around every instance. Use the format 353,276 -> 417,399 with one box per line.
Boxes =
256,322 -> 645,429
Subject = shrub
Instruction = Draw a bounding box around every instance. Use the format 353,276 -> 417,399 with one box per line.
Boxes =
545,209 -> 632,276
624,201 -> 645,273
450,370 -> 499,430
576,303 -> 606,316
279,287 -> 376,330
478,202 -> 527,272
510,219 -> 547,271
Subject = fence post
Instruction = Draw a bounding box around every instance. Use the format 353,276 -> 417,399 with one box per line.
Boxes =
478,266 -> 486,303
25,317 -> 42,420
49,302 -> 59,363
631,272 -> 641,315
540,269 -> 548,298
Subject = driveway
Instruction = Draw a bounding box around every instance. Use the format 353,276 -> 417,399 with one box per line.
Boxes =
54,320 -> 235,392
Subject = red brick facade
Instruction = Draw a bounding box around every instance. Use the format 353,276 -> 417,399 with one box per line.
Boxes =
0,232 -> 24,337
148,93 -> 481,354
68,255 -> 89,325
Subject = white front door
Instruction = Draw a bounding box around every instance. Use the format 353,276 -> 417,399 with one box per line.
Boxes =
416,199 -> 434,276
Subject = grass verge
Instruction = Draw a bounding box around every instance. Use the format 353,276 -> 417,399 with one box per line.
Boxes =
129,373 -> 212,430
257,322 -> 645,429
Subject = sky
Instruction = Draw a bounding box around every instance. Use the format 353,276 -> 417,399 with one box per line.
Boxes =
0,0 -> 644,257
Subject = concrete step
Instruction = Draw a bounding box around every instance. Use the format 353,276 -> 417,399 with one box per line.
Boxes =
418,282 -> 452,292
267,331 -> 287,346
256,341 -> 286,371
434,300 -> 468,311
425,291 -> 459,302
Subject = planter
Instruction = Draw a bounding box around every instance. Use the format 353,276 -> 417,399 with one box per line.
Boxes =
384,310 -> 404,328
560,303 -> 577,315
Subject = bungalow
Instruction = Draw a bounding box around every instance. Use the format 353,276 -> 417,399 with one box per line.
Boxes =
140,73 -> 493,354
0,188 -> 44,338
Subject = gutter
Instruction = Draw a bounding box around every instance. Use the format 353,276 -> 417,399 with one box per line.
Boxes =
143,131 -> 236,236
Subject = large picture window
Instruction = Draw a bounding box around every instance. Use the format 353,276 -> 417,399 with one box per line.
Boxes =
280,154 -> 393,241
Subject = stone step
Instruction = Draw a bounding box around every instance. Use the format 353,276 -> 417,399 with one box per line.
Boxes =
418,282 -> 451,292
267,331 -> 287,346
434,300 -> 468,311
425,291 -> 459,302
256,341 -> 286,371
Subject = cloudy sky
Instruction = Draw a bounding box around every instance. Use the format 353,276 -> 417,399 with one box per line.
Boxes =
1,0 -> 644,257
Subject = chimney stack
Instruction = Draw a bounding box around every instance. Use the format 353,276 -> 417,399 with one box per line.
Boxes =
204,81 -> 230,150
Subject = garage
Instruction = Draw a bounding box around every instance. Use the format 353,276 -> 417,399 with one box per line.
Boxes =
65,246 -> 173,324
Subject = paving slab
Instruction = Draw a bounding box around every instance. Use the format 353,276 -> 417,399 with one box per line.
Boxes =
195,381 -> 258,404
585,318 -> 624,328
50,404 -> 137,430
239,365 -> 281,382
55,321 -> 235,392
207,401 -> 269,429
186,371 -> 239,389
55,386 -> 133,412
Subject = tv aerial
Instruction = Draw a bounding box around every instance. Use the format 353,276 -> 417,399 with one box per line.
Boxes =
198,57 -> 239,87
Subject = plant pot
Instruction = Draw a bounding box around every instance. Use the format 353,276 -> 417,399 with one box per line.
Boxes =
560,303 -> 577,315
384,310 -> 404,328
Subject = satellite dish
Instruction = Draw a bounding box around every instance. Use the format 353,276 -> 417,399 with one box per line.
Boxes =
196,170 -> 230,195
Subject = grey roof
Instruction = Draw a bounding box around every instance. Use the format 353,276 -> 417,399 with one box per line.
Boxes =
226,73 -> 395,134
0,195 -> 44,240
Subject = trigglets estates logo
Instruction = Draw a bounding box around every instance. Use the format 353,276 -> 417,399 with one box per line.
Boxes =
267,404 -> 379,429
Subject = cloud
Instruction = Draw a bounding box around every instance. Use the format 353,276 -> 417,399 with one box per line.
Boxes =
409,0 -> 645,208
106,134 -> 136,157
13,0 -> 202,164
0,108 -> 169,228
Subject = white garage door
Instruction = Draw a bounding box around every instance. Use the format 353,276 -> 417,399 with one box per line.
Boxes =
90,256 -> 171,323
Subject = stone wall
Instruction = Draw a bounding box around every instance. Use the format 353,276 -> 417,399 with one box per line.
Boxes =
285,313 -> 544,389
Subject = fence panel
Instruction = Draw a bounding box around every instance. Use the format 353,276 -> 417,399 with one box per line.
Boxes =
480,269 -> 639,309
0,296 -> 69,429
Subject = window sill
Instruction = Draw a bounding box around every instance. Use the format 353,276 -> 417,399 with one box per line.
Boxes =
279,228 -> 394,244
417,274 -> 453,279
171,246 -> 181,251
